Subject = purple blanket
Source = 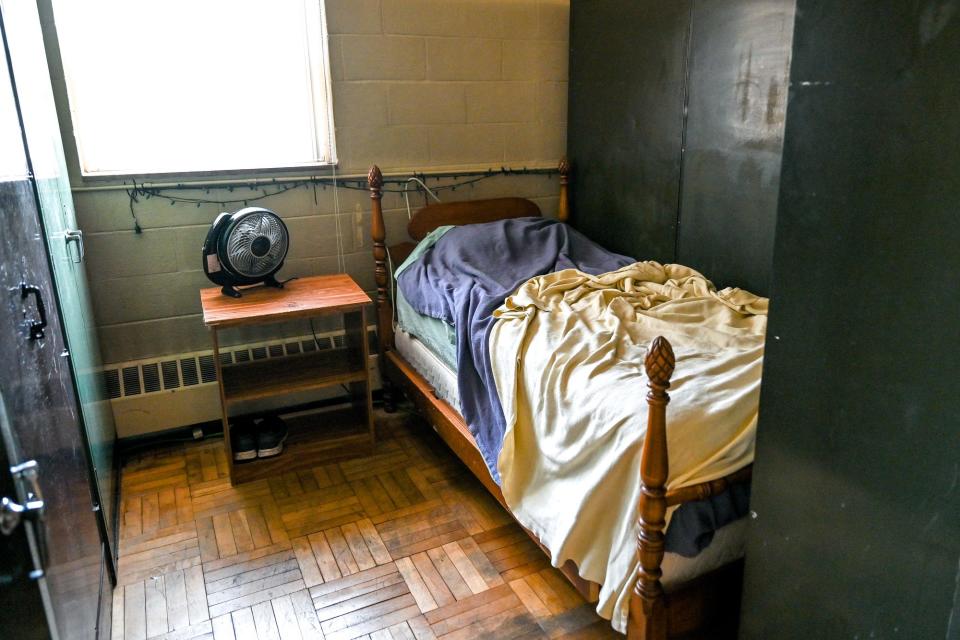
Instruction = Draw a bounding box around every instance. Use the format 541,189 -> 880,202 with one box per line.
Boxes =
396,217 -> 633,482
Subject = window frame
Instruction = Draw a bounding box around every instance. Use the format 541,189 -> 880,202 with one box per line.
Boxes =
47,0 -> 338,182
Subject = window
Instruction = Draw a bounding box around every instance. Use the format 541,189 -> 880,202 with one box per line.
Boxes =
0,45 -> 28,181
51,0 -> 336,176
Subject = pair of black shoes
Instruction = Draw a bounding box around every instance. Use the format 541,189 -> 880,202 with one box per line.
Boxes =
232,414 -> 288,461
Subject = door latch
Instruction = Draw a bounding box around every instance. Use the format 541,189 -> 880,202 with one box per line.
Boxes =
0,460 -> 45,536
0,496 -> 44,535
19,284 -> 48,340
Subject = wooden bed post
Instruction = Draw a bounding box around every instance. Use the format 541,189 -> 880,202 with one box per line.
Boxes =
629,336 -> 675,640
558,157 -> 570,223
368,165 -> 396,412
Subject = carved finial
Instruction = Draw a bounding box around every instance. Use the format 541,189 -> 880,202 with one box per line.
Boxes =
644,337 -> 675,387
557,158 -> 571,222
367,165 -> 383,192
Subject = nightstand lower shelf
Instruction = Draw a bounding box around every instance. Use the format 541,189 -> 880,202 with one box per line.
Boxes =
221,348 -> 366,404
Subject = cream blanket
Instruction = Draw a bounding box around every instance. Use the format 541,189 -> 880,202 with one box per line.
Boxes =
489,262 -> 767,632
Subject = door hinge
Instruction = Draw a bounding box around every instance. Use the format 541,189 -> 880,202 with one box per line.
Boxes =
65,228 -> 85,263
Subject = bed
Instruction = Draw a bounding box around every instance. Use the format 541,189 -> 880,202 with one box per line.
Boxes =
367,160 -> 758,639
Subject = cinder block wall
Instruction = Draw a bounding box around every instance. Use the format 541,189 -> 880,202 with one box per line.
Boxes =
70,0 -> 569,363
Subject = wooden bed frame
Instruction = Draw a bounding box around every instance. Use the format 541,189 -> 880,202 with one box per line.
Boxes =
367,161 -> 752,639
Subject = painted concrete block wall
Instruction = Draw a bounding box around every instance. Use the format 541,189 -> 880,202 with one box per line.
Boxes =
70,0 -> 569,364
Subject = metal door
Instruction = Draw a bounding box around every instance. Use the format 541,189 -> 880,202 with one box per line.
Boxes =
0,10 -> 106,640
1,0 -> 118,557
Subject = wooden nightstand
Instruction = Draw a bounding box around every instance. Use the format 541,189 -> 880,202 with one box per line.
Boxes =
200,274 -> 374,485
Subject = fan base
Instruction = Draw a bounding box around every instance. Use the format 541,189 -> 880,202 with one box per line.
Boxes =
220,275 -> 285,299
221,285 -> 243,298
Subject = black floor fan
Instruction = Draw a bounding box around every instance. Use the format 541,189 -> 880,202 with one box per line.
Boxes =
202,207 -> 290,297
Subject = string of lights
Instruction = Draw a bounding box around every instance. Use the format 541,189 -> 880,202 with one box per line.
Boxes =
123,166 -> 558,233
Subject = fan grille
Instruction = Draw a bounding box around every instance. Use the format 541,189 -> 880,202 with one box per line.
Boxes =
225,211 -> 289,278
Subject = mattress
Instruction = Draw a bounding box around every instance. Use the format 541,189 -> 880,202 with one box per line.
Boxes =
394,328 -> 461,412
392,327 -> 747,591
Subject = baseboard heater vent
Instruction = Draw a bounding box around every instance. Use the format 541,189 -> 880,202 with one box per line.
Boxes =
103,330 -> 375,400
104,328 -> 379,438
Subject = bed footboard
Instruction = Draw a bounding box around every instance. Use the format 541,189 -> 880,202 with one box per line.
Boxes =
630,336 -> 676,640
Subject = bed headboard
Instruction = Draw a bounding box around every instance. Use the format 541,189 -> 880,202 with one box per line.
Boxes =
370,158 -> 570,240
407,197 -> 540,240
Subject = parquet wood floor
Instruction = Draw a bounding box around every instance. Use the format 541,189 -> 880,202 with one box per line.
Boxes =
113,407 -> 621,640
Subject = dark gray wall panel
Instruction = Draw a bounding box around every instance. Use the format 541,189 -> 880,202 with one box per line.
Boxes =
740,1 -> 960,638
568,0 -> 690,262
569,0 -> 793,294
677,0 -> 794,294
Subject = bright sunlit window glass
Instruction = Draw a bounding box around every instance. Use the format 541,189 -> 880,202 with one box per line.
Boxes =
0,45 -> 28,181
51,0 -> 336,176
